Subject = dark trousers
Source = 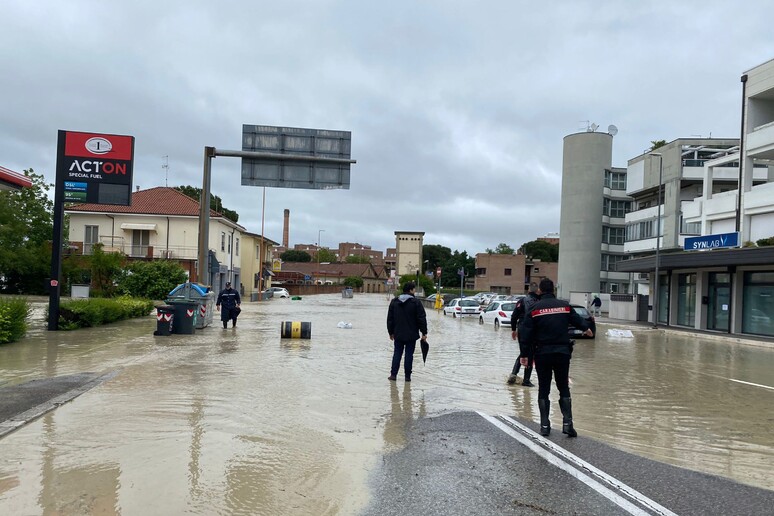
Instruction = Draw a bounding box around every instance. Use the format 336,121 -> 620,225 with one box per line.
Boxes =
391,339 -> 416,379
511,339 -> 533,381
220,307 -> 238,327
535,353 -> 571,400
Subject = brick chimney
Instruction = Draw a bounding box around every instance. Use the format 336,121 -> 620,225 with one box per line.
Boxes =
283,209 -> 290,248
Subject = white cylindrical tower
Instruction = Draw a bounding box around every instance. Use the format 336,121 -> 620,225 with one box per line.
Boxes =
557,131 -> 612,299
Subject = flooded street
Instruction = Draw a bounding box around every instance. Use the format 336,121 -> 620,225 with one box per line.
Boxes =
1,293 -> 772,514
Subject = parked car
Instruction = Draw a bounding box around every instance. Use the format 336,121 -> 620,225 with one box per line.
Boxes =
479,301 -> 517,329
443,298 -> 481,318
263,286 -> 290,298
569,304 -> 596,338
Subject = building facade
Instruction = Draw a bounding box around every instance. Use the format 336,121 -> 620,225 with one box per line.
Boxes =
619,58 -> 774,337
394,231 -> 424,276
474,253 -> 559,294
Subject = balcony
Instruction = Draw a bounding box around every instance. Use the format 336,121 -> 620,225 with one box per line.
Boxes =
747,121 -> 774,159
78,236 -> 199,260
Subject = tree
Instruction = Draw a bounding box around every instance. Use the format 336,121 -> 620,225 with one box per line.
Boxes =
280,250 -> 312,262
422,244 -> 452,272
343,276 -> 364,288
345,254 -> 371,264
485,243 -> 515,254
317,248 -> 337,263
398,273 -> 434,296
88,244 -> 126,297
0,169 -> 54,294
440,250 -> 475,288
117,260 -> 188,300
650,140 -> 667,150
175,185 -> 239,223
520,240 -> 559,262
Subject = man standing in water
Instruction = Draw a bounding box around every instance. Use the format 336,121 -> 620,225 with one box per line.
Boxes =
216,281 -> 241,329
386,282 -> 428,382
520,278 -> 592,437
508,282 -> 539,387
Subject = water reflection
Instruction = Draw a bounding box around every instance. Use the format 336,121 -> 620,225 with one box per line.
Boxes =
0,294 -> 772,515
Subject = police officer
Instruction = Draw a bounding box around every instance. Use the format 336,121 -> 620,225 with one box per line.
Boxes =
508,282 -> 539,387
519,278 -> 593,437
216,281 -> 241,329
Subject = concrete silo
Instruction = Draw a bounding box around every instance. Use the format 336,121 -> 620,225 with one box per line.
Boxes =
557,131 -> 611,299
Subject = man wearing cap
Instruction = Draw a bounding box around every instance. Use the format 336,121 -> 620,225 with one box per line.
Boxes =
216,281 -> 241,329
386,281 -> 428,382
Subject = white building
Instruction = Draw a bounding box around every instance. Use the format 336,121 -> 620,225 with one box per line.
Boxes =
619,58 -> 774,337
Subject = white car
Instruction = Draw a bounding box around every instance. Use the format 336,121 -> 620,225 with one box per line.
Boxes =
264,287 -> 290,298
443,298 -> 481,318
479,301 -> 517,329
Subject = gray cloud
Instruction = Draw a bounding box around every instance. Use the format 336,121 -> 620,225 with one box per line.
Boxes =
2,0 -> 772,254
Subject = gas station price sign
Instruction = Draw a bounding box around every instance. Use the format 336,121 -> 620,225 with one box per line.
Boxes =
56,130 -> 135,205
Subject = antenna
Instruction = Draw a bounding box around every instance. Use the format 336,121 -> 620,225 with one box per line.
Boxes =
608,125 -> 618,136
162,155 -> 169,187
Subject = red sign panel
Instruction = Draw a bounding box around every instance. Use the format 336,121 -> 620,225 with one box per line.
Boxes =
64,132 -> 134,160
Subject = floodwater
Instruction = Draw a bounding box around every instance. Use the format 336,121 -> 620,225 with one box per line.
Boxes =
0,294 -> 772,514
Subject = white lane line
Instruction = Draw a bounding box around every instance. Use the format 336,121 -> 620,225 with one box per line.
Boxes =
498,415 -> 678,516
477,412 -> 674,516
729,378 -> 774,391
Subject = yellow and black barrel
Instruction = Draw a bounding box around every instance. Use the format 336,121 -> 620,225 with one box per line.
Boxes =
281,321 -> 312,339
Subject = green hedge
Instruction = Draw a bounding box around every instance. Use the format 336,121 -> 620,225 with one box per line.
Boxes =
58,296 -> 155,330
0,298 -> 31,344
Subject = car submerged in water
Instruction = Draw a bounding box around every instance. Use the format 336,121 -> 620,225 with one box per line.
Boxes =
569,304 -> 596,338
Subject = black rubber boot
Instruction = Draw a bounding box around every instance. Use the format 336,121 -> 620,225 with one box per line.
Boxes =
538,398 -> 551,436
559,397 -> 577,437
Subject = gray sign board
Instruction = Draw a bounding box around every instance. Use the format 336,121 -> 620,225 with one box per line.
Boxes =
241,125 -> 352,190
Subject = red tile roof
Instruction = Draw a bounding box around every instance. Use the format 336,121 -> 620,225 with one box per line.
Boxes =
65,187 -> 221,217
0,165 -> 33,189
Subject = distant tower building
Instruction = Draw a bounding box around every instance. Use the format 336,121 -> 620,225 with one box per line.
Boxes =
558,131 -> 612,298
394,231 -> 424,277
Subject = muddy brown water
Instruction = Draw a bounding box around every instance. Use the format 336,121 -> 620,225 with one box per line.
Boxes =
0,294 -> 772,514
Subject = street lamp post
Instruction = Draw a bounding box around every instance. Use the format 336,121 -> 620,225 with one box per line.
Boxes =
649,153 -> 663,328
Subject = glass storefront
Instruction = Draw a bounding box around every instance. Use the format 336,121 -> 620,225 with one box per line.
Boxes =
742,271 -> 774,337
676,273 -> 697,327
707,273 -> 731,332
657,274 -> 669,324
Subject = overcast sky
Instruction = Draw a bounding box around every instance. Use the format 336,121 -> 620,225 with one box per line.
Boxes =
3,1 -> 773,255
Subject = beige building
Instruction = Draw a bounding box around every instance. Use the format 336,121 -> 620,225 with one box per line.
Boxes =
394,231 -> 424,276
65,187 -> 273,293
474,253 -> 559,295
241,231 -> 279,299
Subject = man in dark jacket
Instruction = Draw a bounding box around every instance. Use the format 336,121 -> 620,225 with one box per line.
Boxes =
216,281 -> 241,329
386,282 -> 428,382
508,282 -> 539,387
520,278 -> 593,437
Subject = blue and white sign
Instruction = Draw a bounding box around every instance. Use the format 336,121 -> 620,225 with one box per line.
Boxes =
684,232 -> 740,251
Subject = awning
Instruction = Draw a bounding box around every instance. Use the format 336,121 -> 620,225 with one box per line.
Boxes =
120,223 -> 157,231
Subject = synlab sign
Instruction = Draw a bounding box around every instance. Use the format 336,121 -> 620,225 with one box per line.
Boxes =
56,130 -> 135,205
684,232 -> 740,251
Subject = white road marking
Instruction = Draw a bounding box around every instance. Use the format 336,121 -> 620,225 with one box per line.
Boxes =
728,378 -> 774,390
478,412 -> 678,516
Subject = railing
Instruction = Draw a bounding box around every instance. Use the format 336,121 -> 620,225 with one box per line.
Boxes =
78,238 -> 199,260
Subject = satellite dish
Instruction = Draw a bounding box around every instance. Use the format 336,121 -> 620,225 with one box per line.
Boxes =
608,125 -> 618,136
589,123 -> 599,132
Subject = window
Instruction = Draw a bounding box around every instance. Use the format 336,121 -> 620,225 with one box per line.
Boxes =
742,272 -> 774,336
504,268 -> 512,276
533,267 -> 540,273
84,225 -> 99,254
221,232 -> 226,251
603,226 -> 625,245
236,238 -> 240,256
601,254 -> 624,272
476,268 -> 487,276
131,230 -> 150,257
228,234 -> 232,253
604,170 -> 627,190
676,273 -> 697,327
625,217 -> 662,241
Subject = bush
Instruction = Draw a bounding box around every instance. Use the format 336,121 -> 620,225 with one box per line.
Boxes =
117,260 -> 188,300
0,297 -> 31,344
57,296 -> 154,330
343,276 -> 364,288
756,236 -> 774,247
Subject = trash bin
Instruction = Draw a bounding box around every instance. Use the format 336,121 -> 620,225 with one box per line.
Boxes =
153,305 -> 174,336
167,301 -> 198,334
168,282 -> 215,329
342,288 -> 353,298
